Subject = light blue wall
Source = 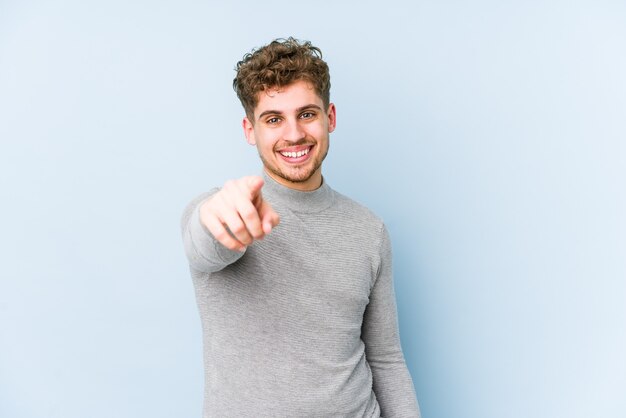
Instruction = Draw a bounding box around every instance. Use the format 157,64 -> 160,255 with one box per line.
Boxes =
1,1 -> 624,417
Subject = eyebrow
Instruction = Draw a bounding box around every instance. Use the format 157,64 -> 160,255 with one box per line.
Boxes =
257,104 -> 323,121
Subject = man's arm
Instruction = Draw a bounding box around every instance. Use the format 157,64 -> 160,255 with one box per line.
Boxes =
362,225 -> 421,418
180,176 -> 279,273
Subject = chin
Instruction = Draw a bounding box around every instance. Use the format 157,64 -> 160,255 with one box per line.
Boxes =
269,164 -> 319,184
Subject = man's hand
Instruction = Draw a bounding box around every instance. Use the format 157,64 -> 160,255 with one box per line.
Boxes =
199,176 -> 280,252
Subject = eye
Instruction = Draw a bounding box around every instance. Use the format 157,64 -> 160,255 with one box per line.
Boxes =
266,117 -> 281,125
300,111 -> 315,119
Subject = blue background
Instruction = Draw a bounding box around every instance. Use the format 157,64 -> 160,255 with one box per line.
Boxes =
1,1 -> 624,417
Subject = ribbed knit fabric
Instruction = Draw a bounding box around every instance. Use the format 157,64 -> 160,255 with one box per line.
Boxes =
181,173 -> 420,418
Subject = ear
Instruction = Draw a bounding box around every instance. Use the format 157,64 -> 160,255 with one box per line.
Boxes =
327,103 -> 337,133
243,116 -> 256,145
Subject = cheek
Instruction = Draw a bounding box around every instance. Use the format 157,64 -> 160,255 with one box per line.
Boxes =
311,125 -> 329,140
257,134 -> 277,151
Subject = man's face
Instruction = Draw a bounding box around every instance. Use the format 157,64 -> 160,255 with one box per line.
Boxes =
243,80 -> 336,191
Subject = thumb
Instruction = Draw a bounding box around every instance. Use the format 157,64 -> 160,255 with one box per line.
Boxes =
259,201 -> 280,234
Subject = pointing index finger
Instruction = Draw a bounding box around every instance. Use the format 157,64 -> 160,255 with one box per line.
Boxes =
244,176 -> 264,199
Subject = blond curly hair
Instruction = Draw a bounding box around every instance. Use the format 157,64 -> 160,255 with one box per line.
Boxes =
233,37 -> 331,119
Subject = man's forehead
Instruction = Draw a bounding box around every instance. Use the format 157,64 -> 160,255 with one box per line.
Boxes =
253,81 -> 322,117
259,81 -> 315,99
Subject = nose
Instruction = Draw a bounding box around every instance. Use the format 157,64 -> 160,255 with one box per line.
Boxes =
282,118 -> 305,142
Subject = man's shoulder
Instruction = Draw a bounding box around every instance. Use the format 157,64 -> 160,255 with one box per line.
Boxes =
331,189 -> 385,228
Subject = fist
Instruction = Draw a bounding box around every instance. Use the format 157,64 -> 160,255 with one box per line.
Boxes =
199,176 -> 280,252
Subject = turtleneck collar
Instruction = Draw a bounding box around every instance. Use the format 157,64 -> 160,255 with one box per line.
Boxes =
261,170 -> 335,213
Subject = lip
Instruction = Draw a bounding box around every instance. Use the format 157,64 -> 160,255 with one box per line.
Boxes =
276,145 -> 314,164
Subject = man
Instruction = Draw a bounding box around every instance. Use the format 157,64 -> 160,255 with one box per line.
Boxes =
181,37 -> 420,417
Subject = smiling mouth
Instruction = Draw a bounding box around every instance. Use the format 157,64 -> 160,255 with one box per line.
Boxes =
279,147 -> 311,158
277,145 -> 314,163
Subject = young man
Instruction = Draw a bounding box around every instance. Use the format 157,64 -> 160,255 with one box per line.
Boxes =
181,38 -> 420,417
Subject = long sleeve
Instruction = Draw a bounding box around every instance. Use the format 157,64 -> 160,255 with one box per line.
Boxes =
362,225 -> 421,418
180,190 -> 245,273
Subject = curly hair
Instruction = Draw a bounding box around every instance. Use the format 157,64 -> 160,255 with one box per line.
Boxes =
233,37 -> 331,120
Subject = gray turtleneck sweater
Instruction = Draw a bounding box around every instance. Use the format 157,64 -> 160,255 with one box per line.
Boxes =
181,174 -> 420,418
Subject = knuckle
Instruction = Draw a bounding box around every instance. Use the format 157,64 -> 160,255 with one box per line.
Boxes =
241,208 -> 258,221
249,229 -> 263,239
207,196 -> 224,212
222,180 -> 236,193
213,229 -> 228,240
201,198 -> 216,213
230,223 -> 245,234
225,242 -> 239,250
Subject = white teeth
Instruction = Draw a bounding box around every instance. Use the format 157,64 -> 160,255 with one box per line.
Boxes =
281,148 -> 309,158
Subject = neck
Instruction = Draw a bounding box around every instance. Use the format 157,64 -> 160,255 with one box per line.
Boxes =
261,170 -> 334,213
